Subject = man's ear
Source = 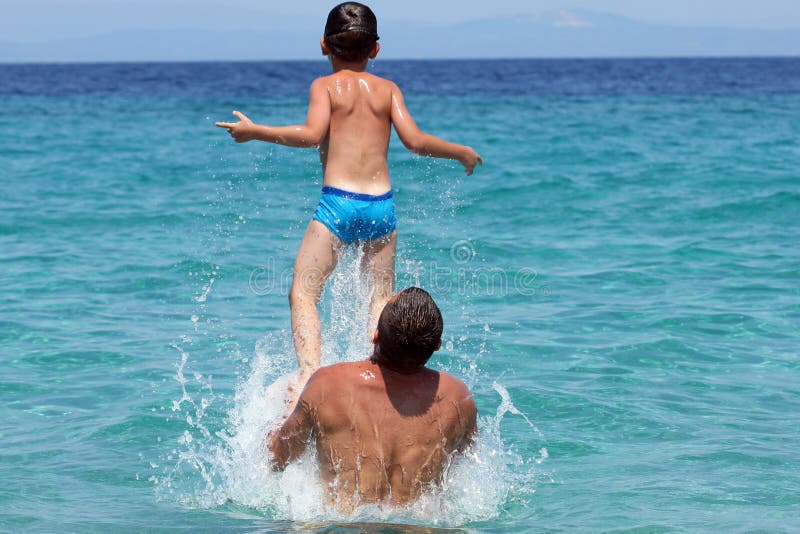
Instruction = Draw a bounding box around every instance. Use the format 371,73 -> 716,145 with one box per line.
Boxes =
372,329 -> 380,345
320,38 -> 329,56
434,339 -> 442,352
368,42 -> 380,59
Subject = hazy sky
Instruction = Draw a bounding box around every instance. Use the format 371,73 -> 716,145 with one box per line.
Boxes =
3,0 -> 800,42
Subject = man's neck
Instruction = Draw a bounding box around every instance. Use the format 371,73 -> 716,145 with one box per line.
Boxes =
370,351 -> 424,375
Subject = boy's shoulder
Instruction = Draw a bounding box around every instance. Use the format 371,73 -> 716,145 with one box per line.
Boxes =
313,71 -> 400,91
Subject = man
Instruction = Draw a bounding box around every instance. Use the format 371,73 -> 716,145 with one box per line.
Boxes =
268,287 -> 477,510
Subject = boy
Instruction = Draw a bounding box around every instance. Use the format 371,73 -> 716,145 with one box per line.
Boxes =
216,2 -> 482,390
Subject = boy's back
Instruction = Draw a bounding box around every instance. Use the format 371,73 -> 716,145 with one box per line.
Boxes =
215,2 -> 481,396
319,70 -> 394,195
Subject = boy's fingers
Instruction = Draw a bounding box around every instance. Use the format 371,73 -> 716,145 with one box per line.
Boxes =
233,110 -> 249,121
215,122 -> 233,128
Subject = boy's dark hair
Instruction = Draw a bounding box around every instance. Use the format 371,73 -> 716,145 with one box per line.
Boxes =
324,2 -> 379,62
376,287 -> 443,372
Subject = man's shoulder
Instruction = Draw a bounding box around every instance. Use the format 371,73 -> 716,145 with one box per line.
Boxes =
321,359 -> 371,372
306,360 -> 370,384
436,370 -> 472,399
301,360 -> 373,406
437,369 -> 468,387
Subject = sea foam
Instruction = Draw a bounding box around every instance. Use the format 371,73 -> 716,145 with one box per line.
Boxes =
157,247 -> 543,526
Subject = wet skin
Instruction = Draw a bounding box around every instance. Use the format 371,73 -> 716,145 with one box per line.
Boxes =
215,42 -> 482,190
268,356 -> 477,510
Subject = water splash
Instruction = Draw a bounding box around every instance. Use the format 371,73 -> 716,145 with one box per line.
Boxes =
492,382 -> 543,438
157,246 -> 544,526
320,246 -> 375,364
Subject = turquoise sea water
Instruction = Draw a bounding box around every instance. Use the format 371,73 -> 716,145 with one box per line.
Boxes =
1,58 -> 799,532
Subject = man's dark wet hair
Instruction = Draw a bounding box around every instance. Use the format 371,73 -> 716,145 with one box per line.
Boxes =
376,287 -> 443,372
324,2 -> 379,62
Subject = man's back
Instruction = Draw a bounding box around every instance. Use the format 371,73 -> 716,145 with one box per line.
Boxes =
268,287 -> 477,510
276,358 -> 476,509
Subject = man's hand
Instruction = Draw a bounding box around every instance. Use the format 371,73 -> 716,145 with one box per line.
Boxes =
215,110 -> 256,143
267,376 -> 317,471
459,147 -> 483,176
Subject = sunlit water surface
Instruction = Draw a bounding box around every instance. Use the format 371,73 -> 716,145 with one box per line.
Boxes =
1,58 -> 799,532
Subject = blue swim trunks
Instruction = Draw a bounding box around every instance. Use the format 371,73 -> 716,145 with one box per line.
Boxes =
312,186 -> 397,244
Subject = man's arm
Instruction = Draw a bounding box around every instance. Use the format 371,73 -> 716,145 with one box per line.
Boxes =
389,83 -> 482,175
216,78 -> 331,147
457,393 -> 478,453
267,390 -> 316,471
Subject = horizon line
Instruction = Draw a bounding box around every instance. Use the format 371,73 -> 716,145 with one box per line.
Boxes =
2,54 -> 799,67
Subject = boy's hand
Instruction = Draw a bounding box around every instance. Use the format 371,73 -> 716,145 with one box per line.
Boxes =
215,111 -> 255,143
459,147 -> 483,176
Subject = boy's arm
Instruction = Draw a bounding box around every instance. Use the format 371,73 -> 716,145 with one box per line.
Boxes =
390,84 -> 482,175
216,78 -> 331,147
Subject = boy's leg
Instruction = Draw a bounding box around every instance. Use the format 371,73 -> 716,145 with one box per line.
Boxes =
290,220 -> 340,383
361,230 -> 397,330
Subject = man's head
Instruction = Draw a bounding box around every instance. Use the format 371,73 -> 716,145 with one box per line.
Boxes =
374,287 -> 443,372
322,2 -> 380,62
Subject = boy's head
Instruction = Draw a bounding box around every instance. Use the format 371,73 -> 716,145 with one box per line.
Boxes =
323,2 -> 379,62
374,287 -> 443,372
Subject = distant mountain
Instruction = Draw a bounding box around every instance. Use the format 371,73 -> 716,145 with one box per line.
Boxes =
0,28 -> 320,63
382,10 -> 800,59
1,10 -> 798,63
